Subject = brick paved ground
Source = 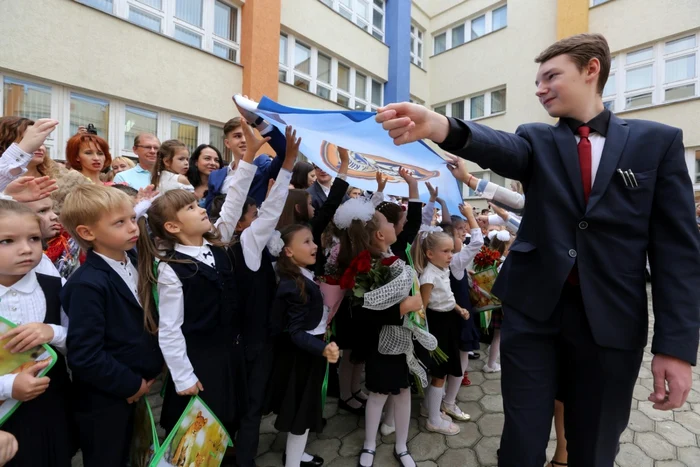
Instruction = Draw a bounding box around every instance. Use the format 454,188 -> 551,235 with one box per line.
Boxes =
72,286 -> 700,466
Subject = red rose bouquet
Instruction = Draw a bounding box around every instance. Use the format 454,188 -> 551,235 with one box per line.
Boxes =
469,246 -> 503,328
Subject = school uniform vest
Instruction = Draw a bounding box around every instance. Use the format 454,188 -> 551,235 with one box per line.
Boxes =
450,272 -> 474,313
231,243 -> 277,358
161,246 -> 246,435
168,246 -> 241,347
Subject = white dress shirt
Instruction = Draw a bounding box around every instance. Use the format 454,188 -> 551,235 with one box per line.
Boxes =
300,268 -> 330,336
157,240 -> 217,392
35,254 -> 62,279
94,252 -> 140,304
0,271 -> 69,399
450,228 -> 485,281
0,143 -> 34,192
238,168 -> 292,272
214,160 -> 258,243
157,171 -> 195,194
419,262 -> 457,312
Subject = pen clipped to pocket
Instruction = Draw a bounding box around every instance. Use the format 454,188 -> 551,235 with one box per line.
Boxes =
617,168 -> 638,187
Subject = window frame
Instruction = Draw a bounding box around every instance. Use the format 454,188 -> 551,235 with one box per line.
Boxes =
603,31 -> 699,112
0,72 -> 228,161
433,87 -> 507,121
320,0 -> 385,41
431,2 -> 507,56
278,32 -> 384,111
76,0 -> 241,63
410,23 -> 424,68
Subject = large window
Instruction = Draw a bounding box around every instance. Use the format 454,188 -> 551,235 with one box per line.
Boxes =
603,32 -> 698,112
433,87 -> 507,120
76,0 -> 240,63
0,73 -> 228,161
70,93 -> 110,141
124,106 -> 158,149
320,0 -> 385,41
278,33 -> 384,110
410,23 -> 424,68
433,4 -> 507,55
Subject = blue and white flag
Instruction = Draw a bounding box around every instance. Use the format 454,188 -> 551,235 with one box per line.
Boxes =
236,96 -> 464,212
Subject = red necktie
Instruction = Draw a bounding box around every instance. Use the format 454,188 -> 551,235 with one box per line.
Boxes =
577,125 -> 592,204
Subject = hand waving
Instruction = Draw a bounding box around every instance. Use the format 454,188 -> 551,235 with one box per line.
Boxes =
3,176 -> 58,202
282,126 -> 301,171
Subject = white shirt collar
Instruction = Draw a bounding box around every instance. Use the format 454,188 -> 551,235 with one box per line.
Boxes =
300,266 -> 315,281
174,239 -> 212,257
94,251 -> 131,269
425,261 -> 449,278
0,271 -> 39,298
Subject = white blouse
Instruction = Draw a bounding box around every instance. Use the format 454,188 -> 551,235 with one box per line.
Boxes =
156,171 -> 195,194
419,262 -> 456,312
300,268 -> 330,336
450,228 -> 485,281
0,271 -> 69,399
158,165 -> 293,392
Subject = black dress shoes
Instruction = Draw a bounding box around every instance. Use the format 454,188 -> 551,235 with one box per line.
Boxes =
282,453 -> 324,466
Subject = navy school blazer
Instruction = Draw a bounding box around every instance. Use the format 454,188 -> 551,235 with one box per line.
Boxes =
62,249 -> 163,410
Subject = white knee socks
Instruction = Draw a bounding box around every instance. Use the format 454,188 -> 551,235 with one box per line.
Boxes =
285,430 -> 309,467
488,330 -> 501,368
361,392 -> 388,465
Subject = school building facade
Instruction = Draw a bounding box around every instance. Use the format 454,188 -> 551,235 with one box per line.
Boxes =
1,0 -> 699,202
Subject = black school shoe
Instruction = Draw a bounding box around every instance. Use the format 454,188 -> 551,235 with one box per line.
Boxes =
282,453 -> 324,466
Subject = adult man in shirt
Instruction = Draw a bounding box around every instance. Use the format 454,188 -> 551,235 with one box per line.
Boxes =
113,133 -> 160,189
376,33 -> 700,467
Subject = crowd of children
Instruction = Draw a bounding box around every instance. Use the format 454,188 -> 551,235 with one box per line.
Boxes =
0,101 -> 520,467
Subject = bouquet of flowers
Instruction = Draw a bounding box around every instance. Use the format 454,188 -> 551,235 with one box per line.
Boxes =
340,250 -> 439,389
469,246 -> 503,329
318,241 -> 346,322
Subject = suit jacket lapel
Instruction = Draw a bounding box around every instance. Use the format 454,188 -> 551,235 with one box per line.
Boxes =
86,251 -> 142,310
551,122 -> 585,211
586,115 -> 629,215
315,182 -> 327,203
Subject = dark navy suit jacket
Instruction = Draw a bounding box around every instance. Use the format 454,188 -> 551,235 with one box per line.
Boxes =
441,113 -> 700,364
205,124 -> 287,210
62,250 -> 163,410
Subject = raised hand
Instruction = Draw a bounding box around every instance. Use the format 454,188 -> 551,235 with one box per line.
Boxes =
459,202 -> 474,219
3,176 -> 58,202
232,94 -> 261,125
135,184 -> 159,204
240,121 -> 271,164
375,171 -> 388,192
375,103 -> 449,146
399,167 -> 419,199
1,323 -> 54,353
488,202 -> 509,221
426,182 -> 438,202
282,126 -> 301,171
11,360 -> 51,402
445,154 -> 470,184
18,119 -> 59,154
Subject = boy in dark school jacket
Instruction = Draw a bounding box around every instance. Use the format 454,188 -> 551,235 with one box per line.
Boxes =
60,184 -> 163,467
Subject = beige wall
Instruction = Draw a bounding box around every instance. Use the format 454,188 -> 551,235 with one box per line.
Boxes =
430,0 -> 504,33
590,0 -> 700,53
280,0 -> 389,81
410,64 -> 429,104
429,0 -> 556,133
277,83 -> 345,111
618,99 -> 700,148
0,0 -> 242,124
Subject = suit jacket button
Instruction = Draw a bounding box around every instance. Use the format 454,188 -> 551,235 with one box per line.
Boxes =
568,249 -> 577,258
578,221 -> 588,230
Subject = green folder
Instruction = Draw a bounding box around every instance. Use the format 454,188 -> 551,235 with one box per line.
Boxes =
149,395 -> 231,467
0,316 -> 58,427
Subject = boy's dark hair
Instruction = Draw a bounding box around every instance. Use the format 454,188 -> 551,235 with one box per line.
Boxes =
534,33 -> 611,95
223,117 -> 242,137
